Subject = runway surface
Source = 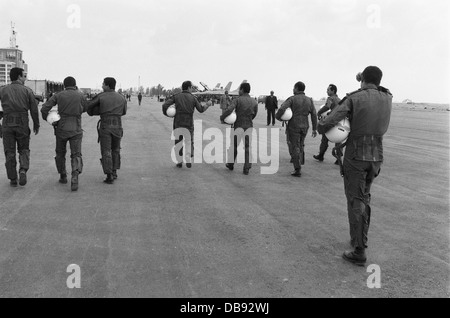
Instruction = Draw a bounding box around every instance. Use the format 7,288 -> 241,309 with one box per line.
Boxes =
0,97 -> 448,298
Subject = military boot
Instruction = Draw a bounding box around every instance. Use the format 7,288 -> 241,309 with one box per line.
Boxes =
104,174 -> 114,184
19,169 -> 27,186
71,172 -> 79,191
291,169 -> 301,177
59,173 -> 68,184
342,248 -> 367,266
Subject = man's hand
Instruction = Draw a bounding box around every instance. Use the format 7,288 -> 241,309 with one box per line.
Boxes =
312,130 -> 317,138
33,125 -> 39,135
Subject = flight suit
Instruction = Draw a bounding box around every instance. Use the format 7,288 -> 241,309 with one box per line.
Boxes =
276,92 -> 317,172
162,91 -> 208,162
41,88 -> 87,177
0,81 -> 40,182
220,93 -> 258,172
317,94 -> 341,159
318,84 -> 392,249
87,91 -> 127,176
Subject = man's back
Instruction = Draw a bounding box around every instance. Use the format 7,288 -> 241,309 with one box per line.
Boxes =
287,93 -> 317,132
233,94 -> 258,129
93,91 -> 127,116
0,82 -> 37,114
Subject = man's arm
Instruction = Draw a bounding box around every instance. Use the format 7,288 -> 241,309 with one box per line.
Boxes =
317,98 -> 332,117
122,98 -> 127,116
220,98 -> 237,121
28,90 -> 40,134
86,94 -> 101,116
310,98 -> 318,137
318,99 -> 350,135
194,95 -> 210,114
162,95 -> 175,117
274,97 -> 278,109
41,94 -> 58,120
275,97 -> 292,121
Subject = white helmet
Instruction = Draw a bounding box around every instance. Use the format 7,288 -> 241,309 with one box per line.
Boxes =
281,108 -> 293,121
166,106 -> 176,118
318,104 -> 330,119
47,111 -> 60,125
326,118 -> 351,143
224,111 -> 237,125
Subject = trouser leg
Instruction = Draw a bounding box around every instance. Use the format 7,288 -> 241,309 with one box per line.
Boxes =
271,109 -> 276,125
55,135 -> 67,174
3,129 -> 17,180
70,134 -> 83,174
289,133 -> 301,171
344,160 -> 381,249
17,127 -> 30,172
100,131 -> 113,174
111,134 -> 121,171
319,135 -> 329,157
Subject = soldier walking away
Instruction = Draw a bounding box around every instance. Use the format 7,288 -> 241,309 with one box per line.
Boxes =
86,77 -> 127,184
162,81 -> 211,168
276,82 -> 317,177
314,84 -> 341,164
318,66 -> 392,266
220,82 -> 258,175
0,67 -> 40,187
41,76 -> 87,191
138,92 -> 143,106
219,91 -> 231,124
265,91 -> 278,126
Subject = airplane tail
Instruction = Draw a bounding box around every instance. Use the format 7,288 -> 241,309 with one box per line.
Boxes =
224,82 -> 232,92
214,83 -> 221,90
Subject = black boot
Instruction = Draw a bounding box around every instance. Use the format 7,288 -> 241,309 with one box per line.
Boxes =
19,169 -> 27,186
313,154 -> 324,162
226,163 -> 234,171
71,172 -> 79,191
112,170 -> 118,179
59,173 -> 68,184
342,248 -> 367,266
104,173 -> 114,184
10,179 -> 18,187
291,169 -> 301,177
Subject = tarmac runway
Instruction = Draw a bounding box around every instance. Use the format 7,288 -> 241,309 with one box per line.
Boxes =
0,97 -> 448,298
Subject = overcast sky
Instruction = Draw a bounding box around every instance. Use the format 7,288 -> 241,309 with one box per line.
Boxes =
1,0 -> 449,103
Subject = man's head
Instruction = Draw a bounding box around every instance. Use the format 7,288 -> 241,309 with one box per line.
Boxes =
182,81 -> 193,91
327,84 -> 337,96
270,91 -> 274,96
103,77 -> 116,91
239,82 -> 251,96
63,76 -> 77,88
10,67 -> 26,83
225,91 -> 228,95
362,66 -> 383,86
293,81 -> 305,94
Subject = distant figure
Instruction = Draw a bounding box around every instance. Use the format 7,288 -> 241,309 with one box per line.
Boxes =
318,66 -> 393,266
86,77 -> 127,184
265,91 -> 278,126
220,82 -> 258,176
276,81 -> 317,177
219,91 -> 231,124
41,76 -> 87,191
313,84 -> 341,164
0,67 -> 40,187
162,81 -> 211,168
138,92 -> 143,106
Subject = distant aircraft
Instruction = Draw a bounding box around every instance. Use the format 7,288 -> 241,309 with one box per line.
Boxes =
194,81 -> 234,96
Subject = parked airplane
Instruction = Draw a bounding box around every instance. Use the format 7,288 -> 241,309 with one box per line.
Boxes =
194,81 -> 233,96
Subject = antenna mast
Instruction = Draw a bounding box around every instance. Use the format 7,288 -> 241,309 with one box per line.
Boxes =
10,22 -> 18,48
